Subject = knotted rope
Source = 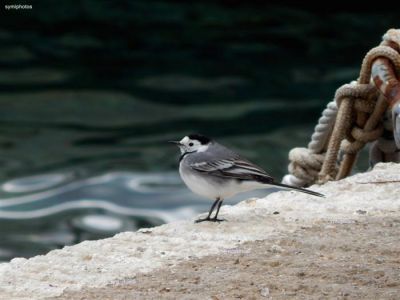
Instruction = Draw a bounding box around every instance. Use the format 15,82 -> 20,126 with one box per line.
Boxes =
283,28 -> 400,187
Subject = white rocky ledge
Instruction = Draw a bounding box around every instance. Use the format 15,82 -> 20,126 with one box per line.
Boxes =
0,163 -> 399,299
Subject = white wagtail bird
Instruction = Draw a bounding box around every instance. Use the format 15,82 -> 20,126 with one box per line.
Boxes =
170,134 -> 324,223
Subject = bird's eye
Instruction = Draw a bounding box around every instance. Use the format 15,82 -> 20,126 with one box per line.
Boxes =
189,142 -> 194,146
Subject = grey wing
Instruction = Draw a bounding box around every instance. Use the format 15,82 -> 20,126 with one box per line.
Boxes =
190,157 -> 274,183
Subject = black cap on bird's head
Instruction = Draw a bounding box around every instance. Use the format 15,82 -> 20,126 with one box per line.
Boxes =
168,133 -> 212,154
187,133 -> 211,145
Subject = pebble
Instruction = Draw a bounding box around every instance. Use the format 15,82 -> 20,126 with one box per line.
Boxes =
270,245 -> 283,253
260,287 -> 270,297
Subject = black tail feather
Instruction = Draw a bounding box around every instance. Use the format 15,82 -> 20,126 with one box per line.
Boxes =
273,182 -> 325,198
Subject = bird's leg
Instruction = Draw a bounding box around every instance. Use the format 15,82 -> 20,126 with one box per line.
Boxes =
195,198 -> 220,223
211,199 -> 225,222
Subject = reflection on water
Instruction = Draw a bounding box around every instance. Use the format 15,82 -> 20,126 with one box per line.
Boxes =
0,170 -> 268,261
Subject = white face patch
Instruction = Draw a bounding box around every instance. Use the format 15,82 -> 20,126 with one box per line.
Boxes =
178,136 -> 209,154
180,136 -> 190,144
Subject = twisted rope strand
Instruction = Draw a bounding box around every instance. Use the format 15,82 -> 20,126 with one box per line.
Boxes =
283,28 -> 400,187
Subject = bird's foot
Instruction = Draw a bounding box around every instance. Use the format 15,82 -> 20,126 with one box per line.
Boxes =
211,217 -> 225,222
194,217 -> 225,223
194,217 -> 211,223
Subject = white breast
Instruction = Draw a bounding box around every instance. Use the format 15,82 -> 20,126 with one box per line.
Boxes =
179,162 -> 218,199
179,160 -> 266,200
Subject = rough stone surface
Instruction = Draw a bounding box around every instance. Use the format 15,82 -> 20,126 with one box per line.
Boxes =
1,163 -> 400,299
56,216 -> 400,299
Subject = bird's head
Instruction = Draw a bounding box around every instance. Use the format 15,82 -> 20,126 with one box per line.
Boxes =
169,134 -> 212,154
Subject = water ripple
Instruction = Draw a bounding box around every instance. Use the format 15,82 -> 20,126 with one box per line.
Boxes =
0,199 -> 197,223
2,173 -> 70,193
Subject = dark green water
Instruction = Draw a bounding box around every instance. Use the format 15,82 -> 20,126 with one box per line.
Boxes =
0,1 -> 397,260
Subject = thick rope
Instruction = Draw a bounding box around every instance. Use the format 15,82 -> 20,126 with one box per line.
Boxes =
282,101 -> 337,186
359,46 -> 400,83
282,148 -> 325,186
321,101 -> 351,181
283,28 -> 400,187
308,101 -> 338,153
336,93 -> 389,180
320,43 -> 400,182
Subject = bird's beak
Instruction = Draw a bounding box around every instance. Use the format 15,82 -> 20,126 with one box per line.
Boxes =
168,140 -> 182,146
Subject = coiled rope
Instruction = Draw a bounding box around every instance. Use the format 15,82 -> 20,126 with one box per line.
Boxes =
283,28 -> 400,187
